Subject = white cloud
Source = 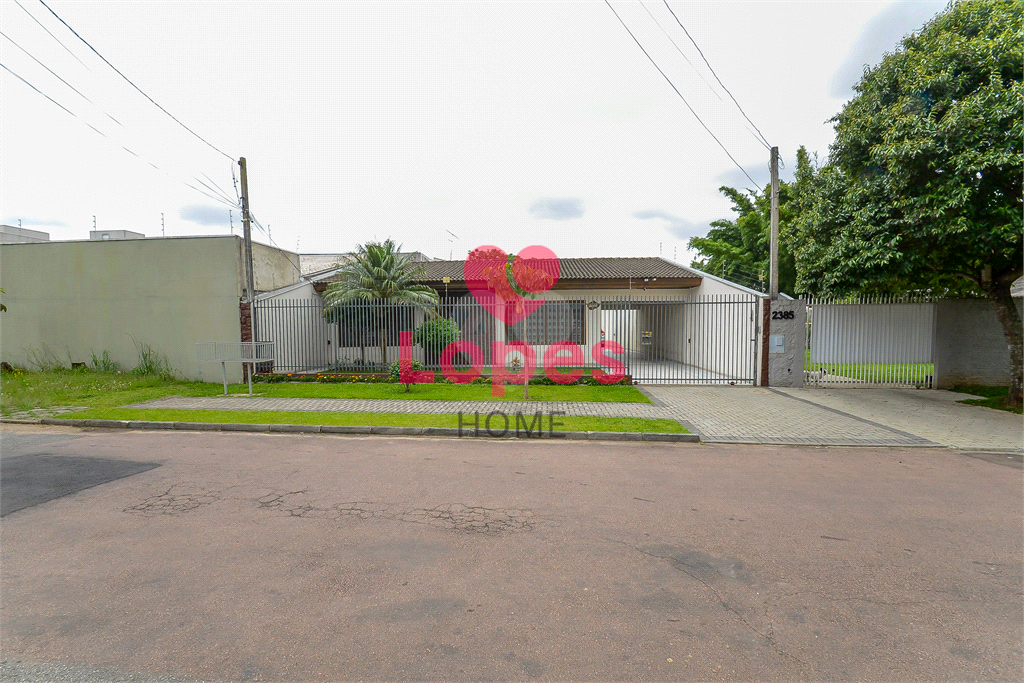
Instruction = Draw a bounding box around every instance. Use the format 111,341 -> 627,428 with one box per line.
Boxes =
529,198 -> 585,221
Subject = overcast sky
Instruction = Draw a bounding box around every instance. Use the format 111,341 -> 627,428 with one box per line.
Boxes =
1,0 -> 947,265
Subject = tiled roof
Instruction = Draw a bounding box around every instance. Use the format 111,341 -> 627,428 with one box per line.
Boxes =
410,257 -> 701,283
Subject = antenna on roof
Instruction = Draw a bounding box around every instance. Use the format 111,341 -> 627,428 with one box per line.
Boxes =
445,230 -> 459,260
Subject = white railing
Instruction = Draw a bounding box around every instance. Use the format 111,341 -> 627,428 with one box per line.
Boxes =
196,342 -> 275,394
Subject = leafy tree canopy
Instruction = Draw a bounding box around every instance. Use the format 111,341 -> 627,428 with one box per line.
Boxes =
324,239 -> 439,306
794,0 -> 1021,296
689,147 -> 815,296
793,0 -> 1022,405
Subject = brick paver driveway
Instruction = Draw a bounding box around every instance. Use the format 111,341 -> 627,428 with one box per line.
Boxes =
643,386 -> 1022,450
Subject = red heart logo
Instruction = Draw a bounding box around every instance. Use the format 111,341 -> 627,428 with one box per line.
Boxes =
464,245 -> 560,325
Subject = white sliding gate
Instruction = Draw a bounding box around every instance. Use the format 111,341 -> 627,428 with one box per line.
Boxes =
805,295 -> 935,388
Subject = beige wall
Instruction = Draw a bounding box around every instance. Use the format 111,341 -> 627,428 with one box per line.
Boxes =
0,236 -> 296,382
251,241 -> 301,293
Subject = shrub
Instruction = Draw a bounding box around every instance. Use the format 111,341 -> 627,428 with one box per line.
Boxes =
413,318 -> 460,361
389,359 -> 425,383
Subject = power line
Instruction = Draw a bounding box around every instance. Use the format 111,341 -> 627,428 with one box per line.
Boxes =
603,0 -> 760,188
1,62 -> 74,117
661,0 -> 771,149
637,2 -> 721,102
36,0 -> 234,161
637,2 -> 767,148
13,0 -> 89,70
0,29 -> 92,103
2,61 -> 240,211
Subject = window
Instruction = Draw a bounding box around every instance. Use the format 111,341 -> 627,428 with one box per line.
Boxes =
506,300 -> 585,344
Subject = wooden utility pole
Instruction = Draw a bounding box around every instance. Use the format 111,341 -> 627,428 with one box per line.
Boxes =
238,158 -> 256,303
769,146 -> 780,300
238,158 -> 256,360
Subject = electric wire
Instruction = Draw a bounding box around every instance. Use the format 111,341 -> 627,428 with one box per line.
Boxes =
638,1 -> 767,146
603,0 -> 760,188
0,29 -> 92,102
200,171 -> 233,203
191,175 -> 238,206
637,2 -> 721,102
13,0 -> 89,70
36,0 -> 234,161
1,61 -> 74,117
662,0 -> 772,149
250,213 -> 306,281
2,60 -> 240,211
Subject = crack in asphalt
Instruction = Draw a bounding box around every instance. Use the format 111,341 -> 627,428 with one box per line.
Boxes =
256,492 -> 545,536
613,540 -> 813,672
123,483 -> 223,515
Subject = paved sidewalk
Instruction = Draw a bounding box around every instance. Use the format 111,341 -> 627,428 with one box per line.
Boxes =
128,396 -> 669,419
128,386 -> 1022,450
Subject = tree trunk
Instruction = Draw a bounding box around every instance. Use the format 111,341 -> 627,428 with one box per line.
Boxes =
986,281 -> 1022,410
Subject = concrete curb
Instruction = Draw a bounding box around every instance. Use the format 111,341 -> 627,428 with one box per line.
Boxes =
31,417 -> 699,442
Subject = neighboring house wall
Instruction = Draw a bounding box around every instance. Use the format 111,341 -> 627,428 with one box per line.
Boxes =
0,236 -> 296,382
933,299 -> 1017,388
251,242 -> 301,293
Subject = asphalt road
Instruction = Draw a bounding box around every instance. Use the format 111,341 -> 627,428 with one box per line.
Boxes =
1,424 -> 1021,682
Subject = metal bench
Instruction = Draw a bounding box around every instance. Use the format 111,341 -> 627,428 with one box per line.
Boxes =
195,341 -> 275,395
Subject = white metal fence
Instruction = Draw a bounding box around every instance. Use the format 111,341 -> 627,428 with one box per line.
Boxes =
805,295 -> 936,388
254,293 -> 760,384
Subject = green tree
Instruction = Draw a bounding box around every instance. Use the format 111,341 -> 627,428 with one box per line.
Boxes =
323,240 -> 438,367
413,317 -> 460,366
794,0 -> 1022,407
688,148 -> 814,295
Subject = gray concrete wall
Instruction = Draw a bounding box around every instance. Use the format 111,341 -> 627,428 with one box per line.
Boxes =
0,236 -> 296,382
934,299 -> 1017,388
768,298 -> 806,387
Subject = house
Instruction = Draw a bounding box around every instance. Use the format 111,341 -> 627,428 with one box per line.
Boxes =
255,256 -> 768,384
0,235 -> 300,381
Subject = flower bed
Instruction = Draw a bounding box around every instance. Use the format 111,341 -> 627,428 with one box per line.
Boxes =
253,371 -> 632,386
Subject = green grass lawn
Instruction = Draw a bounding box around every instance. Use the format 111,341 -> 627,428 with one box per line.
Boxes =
0,368 -> 650,416
0,369 -> 226,415
950,385 -> 1022,414
804,350 -> 933,384
252,381 -> 650,403
68,407 -> 687,433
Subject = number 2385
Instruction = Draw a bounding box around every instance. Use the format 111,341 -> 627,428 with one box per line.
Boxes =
771,310 -> 796,320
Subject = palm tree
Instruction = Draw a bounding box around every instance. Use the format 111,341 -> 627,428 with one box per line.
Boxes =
323,240 -> 438,368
